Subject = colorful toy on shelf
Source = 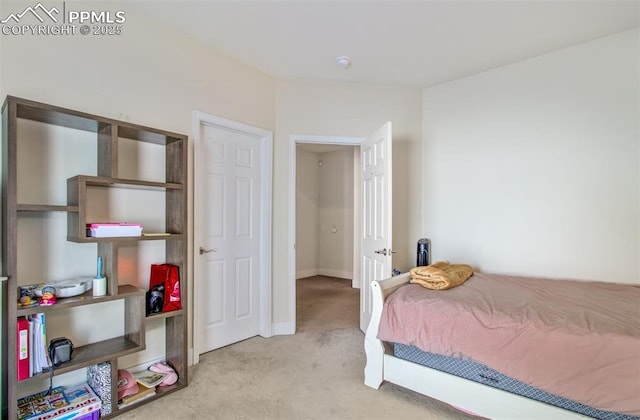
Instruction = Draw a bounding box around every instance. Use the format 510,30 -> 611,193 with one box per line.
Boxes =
18,285 -> 39,308
39,286 -> 56,306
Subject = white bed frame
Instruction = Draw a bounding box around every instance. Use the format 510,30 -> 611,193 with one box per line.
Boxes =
363,273 -> 588,419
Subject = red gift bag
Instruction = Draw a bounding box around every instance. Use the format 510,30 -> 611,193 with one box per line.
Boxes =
149,263 -> 181,312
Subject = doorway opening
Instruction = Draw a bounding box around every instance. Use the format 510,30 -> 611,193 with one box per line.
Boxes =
288,135 -> 365,334
296,144 -> 358,330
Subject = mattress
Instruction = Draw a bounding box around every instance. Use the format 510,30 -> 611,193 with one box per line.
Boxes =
377,273 -> 640,415
393,343 -> 639,420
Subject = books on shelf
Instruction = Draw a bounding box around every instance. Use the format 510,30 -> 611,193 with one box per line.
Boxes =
16,314 -> 51,380
86,222 -> 143,238
17,386 -> 67,420
119,383 -> 156,408
16,318 -> 29,381
18,383 -> 101,420
29,313 -> 52,375
62,383 -> 102,419
133,369 -> 168,388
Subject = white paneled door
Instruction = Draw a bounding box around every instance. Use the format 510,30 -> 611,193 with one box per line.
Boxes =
360,122 -> 393,332
195,115 -> 272,355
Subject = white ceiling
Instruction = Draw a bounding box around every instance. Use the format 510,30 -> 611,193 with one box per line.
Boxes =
137,0 -> 640,88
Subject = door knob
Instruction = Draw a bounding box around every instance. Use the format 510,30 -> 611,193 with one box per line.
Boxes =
199,247 -> 216,255
374,248 -> 388,256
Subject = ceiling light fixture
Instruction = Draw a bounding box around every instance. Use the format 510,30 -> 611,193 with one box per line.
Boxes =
336,56 -> 351,69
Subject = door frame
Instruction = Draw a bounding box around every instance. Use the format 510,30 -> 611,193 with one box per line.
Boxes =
286,134 -> 365,335
192,111 -> 273,364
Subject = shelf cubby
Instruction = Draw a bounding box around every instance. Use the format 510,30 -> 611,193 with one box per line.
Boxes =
2,96 -> 188,418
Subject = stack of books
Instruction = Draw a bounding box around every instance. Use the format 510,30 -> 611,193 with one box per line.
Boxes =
16,313 -> 52,381
118,369 -> 168,408
17,383 -> 101,420
118,382 -> 155,408
17,386 -> 66,420
62,384 -> 102,419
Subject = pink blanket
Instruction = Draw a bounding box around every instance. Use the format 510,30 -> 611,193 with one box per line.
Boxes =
377,272 -> 640,415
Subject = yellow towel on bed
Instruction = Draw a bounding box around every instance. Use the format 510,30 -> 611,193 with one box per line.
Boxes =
409,261 -> 474,290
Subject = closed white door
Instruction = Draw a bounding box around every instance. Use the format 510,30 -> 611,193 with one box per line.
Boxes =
196,117 -> 272,354
360,122 -> 393,332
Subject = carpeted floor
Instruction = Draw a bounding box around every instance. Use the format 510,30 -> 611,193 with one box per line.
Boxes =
117,276 -> 476,419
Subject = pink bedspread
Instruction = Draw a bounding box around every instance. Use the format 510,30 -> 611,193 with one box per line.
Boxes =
377,272 -> 640,415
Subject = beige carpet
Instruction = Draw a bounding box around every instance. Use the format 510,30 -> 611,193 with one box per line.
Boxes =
117,276 -> 476,419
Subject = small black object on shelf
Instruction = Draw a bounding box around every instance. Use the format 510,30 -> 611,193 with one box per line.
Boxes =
417,238 -> 430,267
146,284 -> 164,315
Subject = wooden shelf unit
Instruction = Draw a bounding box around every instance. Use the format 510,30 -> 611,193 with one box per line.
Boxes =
1,96 -> 189,418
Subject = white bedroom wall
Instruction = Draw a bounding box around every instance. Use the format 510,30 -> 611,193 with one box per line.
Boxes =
274,79 -> 423,324
0,1 -> 275,362
318,148 -> 354,279
296,148 -> 321,278
422,28 -> 639,283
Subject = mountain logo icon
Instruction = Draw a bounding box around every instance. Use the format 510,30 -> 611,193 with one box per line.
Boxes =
1,2 -> 60,24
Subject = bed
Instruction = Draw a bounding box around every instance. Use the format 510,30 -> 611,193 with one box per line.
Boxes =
363,271 -> 640,419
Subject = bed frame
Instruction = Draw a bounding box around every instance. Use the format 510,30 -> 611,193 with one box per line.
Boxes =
363,272 -> 588,419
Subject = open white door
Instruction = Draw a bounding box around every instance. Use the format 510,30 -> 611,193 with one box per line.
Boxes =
360,122 -> 392,332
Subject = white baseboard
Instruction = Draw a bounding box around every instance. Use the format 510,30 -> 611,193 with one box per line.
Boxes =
318,269 -> 352,280
272,321 -> 295,335
296,268 -> 318,279
297,268 -> 354,280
